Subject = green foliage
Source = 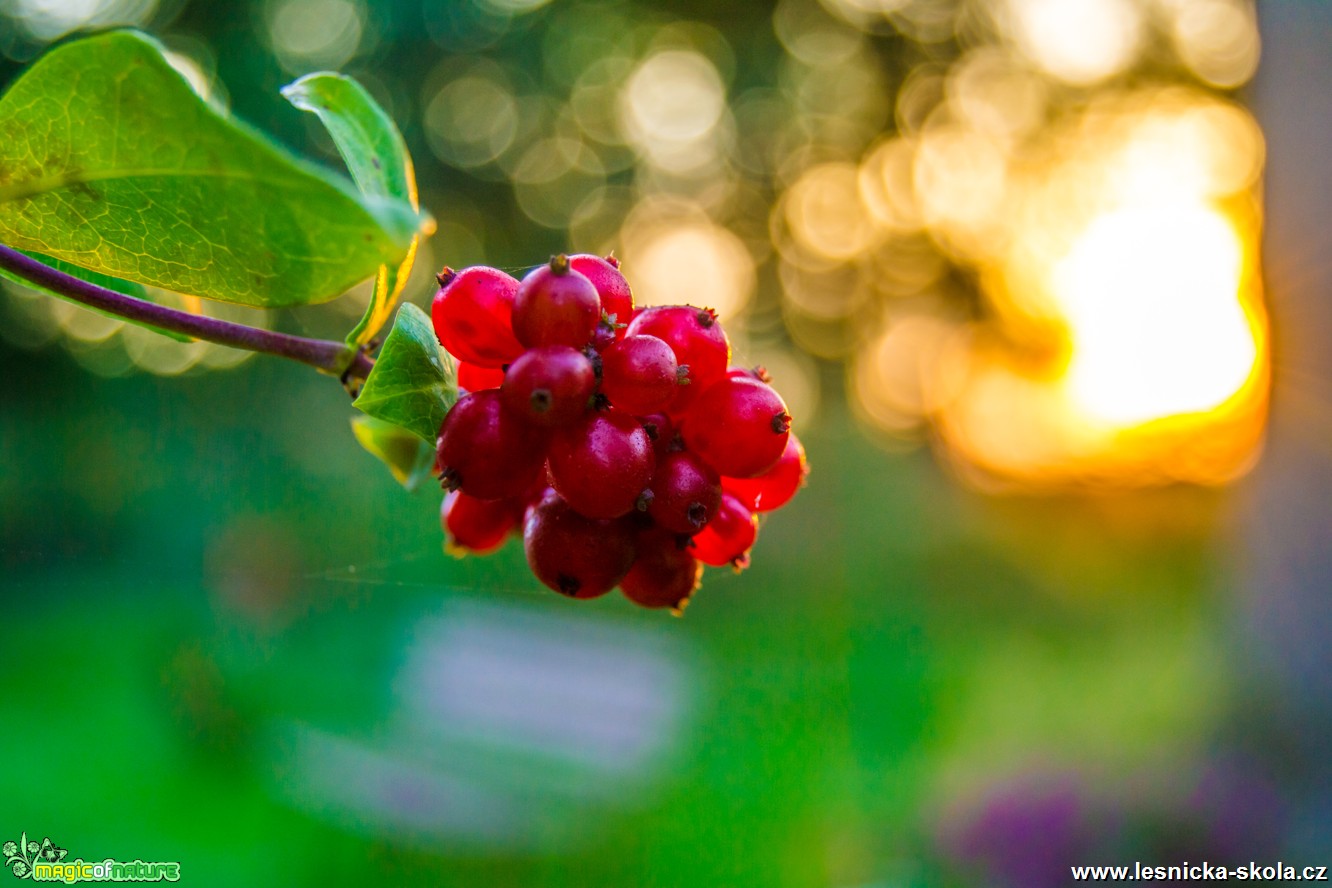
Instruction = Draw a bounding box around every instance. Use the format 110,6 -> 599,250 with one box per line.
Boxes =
352,302 -> 456,444
349,415 -> 436,491
282,72 -> 426,347
0,31 -> 423,308
281,73 -> 413,206
0,249 -> 190,341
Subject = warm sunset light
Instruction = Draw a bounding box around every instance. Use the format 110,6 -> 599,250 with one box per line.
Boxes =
1056,202 -> 1257,426
840,82 -> 1269,490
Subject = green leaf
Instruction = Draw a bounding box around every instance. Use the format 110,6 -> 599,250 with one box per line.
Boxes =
353,302 -> 456,443
282,72 -> 427,348
281,73 -> 412,205
0,249 -> 191,341
0,30 -> 424,308
350,415 -> 436,491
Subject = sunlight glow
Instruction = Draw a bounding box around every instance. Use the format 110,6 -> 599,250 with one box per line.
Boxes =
1005,0 -> 1143,85
930,94 -> 1269,489
841,83 -> 1269,489
1057,204 -> 1256,426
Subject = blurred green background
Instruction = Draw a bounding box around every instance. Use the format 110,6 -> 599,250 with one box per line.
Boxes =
2,0 -> 1329,885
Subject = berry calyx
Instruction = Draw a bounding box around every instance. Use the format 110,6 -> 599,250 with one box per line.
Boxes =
591,316 -> 618,351
524,490 -> 637,598
512,255 -> 602,349
548,408 -> 655,519
599,334 -> 685,415
727,365 -> 772,384
569,253 -> 634,340
723,432 -> 808,512
620,530 -> 702,612
647,450 -> 722,534
500,345 -> 596,427
688,492 -> 758,570
681,376 -> 791,478
638,412 -> 677,457
431,266 -> 525,368
435,390 -> 546,500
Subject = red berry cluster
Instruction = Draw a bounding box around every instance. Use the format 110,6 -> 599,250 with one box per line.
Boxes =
431,253 -> 808,613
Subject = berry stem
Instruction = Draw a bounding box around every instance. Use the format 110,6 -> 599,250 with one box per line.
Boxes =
0,242 -> 375,386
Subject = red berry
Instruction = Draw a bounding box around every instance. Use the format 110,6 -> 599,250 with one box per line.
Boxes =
436,390 -> 546,500
501,346 -> 596,427
512,255 -> 601,349
441,490 -> 519,554
689,492 -> 758,569
599,334 -> 686,415
626,305 -> 730,411
431,266 -> 525,368
621,531 -> 701,611
722,433 -> 807,512
682,376 -> 791,478
524,491 -> 637,598
569,253 -> 634,336
548,409 -> 655,519
647,451 -> 722,534
457,361 -> 505,392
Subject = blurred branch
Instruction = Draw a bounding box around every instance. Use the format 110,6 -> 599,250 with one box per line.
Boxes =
0,242 -> 375,387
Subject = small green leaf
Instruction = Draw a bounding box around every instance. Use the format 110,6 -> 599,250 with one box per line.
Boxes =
281,72 -> 428,348
281,73 -> 412,204
0,250 -> 191,341
353,302 -> 456,443
0,31 -> 425,308
350,415 -> 436,491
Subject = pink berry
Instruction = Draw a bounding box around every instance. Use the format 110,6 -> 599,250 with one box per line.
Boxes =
548,409 -> 655,519
524,490 -> 637,598
688,492 -> 758,569
647,451 -> 722,534
431,266 -> 525,368
569,253 -> 634,336
722,433 -> 808,512
512,255 -> 601,349
599,334 -> 686,415
620,530 -> 701,611
682,376 -> 791,478
626,305 -> 730,412
435,390 -> 546,500
501,346 -> 596,427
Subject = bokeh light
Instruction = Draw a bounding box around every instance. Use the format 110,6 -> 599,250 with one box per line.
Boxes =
766,0 -> 1271,491
620,202 -> 755,323
1001,0 -> 1144,85
620,49 -> 728,175
3,0 -> 157,42
265,0 -> 366,73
